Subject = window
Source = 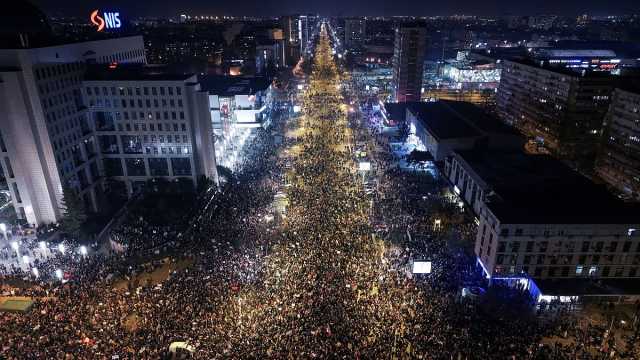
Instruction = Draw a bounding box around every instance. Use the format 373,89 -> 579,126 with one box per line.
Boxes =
576,265 -> 583,275
500,229 -> 509,237
582,241 -> 590,252
623,241 -> 632,252
595,242 -> 604,253
515,229 -> 523,236
526,241 -> 534,252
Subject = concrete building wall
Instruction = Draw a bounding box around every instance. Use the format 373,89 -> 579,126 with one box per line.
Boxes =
0,37 -> 147,225
477,214 -> 640,280
595,88 -> 640,200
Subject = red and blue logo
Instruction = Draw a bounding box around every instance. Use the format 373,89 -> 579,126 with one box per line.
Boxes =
90,10 -> 121,32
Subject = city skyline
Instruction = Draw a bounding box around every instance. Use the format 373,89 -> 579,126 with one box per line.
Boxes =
31,0 -> 640,18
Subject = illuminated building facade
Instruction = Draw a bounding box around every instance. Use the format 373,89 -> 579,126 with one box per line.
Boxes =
82,65 -> 218,197
595,87 -> 640,200
445,149 -> 640,284
344,18 -> 366,53
0,36 -> 146,225
199,76 -> 273,170
496,59 -> 615,169
391,23 -> 426,102
280,15 -> 300,66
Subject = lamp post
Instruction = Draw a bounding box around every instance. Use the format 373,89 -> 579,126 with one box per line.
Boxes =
0,223 -> 7,244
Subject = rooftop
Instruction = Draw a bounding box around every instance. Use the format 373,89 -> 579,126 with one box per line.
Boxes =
536,49 -> 617,58
435,101 -> 520,137
383,101 -> 416,123
198,75 -> 271,96
84,65 -> 194,82
408,101 -> 483,140
504,58 -> 616,78
456,149 -> 640,224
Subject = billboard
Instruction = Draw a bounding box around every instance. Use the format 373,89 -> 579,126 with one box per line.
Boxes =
412,261 -> 432,274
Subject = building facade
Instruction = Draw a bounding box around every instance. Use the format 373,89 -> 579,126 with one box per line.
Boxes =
496,59 -> 615,169
392,24 -> 426,102
444,149 -> 640,285
82,66 -> 217,199
344,18 -> 366,53
281,15 -> 301,66
595,87 -> 640,200
0,36 -> 146,225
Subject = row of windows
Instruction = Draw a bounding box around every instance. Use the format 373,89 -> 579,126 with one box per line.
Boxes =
496,264 -> 639,278
98,121 -> 188,132
86,86 -> 182,97
116,110 -> 185,121
99,49 -> 145,64
499,227 -> 636,238
495,239 -> 640,254
496,252 -> 640,267
89,98 -> 184,110
34,62 -> 83,81
103,156 -> 192,177
38,76 -> 82,95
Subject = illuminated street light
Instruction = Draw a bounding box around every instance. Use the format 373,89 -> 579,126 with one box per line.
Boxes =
80,245 -> 88,256
0,223 -> 7,243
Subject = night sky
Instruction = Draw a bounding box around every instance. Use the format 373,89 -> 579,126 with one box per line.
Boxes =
32,0 -> 640,18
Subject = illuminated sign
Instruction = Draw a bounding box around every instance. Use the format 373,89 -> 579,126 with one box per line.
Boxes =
90,10 -> 121,32
412,261 -> 432,274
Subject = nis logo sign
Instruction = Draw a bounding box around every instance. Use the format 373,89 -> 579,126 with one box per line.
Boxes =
90,10 -> 122,32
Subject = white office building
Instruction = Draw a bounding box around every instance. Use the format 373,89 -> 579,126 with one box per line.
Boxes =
444,149 -> 640,300
0,35 -> 146,226
82,65 -> 218,197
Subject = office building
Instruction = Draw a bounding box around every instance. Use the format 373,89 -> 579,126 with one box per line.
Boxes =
82,65 -> 217,198
344,18 -> 366,53
256,41 -> 284,75
405,100 -> 523,161
595,87 -> 640,200
281,15 -> 301,66
496,59 -> 616,169
199,75 -> 273,169
444,149 -> 640,299
0,17 -> 146,226
392,23 -> 426,102
298,15 -> 319,56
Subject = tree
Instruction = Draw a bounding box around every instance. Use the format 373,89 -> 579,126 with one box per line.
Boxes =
59,185 -> 87,240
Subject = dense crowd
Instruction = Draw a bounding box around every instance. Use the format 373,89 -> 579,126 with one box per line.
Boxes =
2,28 -> 633,359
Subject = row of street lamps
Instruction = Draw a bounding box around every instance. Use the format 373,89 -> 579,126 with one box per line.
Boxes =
1,222 -> 88,280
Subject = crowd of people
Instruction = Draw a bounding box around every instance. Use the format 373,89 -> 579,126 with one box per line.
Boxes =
2,28 -> 635,359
